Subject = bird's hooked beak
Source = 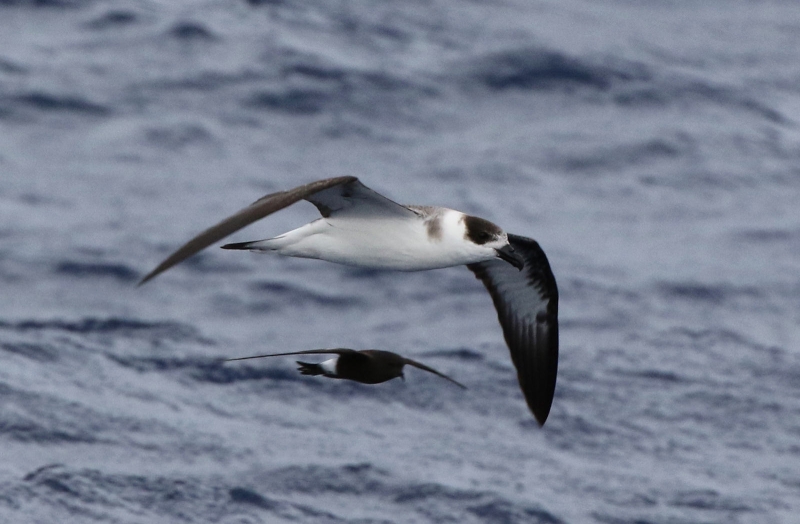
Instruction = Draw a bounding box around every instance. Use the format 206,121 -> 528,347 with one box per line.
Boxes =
495,244 -> 524,271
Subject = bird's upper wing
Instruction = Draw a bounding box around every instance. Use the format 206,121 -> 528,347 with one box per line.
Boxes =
138,176 -> 415,285
305,178 -> 419,219
225,348 -> 364,362
467,234 -> 558,426
402,358 -> 467,389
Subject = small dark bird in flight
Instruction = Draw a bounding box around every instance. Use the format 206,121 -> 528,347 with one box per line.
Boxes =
226,348 -> 467,389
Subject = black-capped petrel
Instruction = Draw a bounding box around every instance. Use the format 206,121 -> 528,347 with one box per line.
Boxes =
226,348 -> 467,389
139,177 -> 558,425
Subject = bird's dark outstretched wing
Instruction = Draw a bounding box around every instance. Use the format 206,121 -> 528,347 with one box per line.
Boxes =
467,234 -> 558,426
138,177 -> 416,285
139,177 -> 354,284
402,358 -> 467,389
225,348 -> 364,362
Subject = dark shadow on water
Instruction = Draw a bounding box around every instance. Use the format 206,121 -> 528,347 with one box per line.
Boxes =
167,21 -> 218,42
84,9 -> 140,30
228,487 -> 281,510
656,280 -> 762,305
1,341 -> 59,362
0,0 -> 88,8
0,317 -> 209,344
8,92 -> 110,116
418,347 -> 485,361
246,89 -> 330,115
249,280 -> 364,308
468,500 -> 564,524
466,47 -> 650,92
55,261 -> 139,283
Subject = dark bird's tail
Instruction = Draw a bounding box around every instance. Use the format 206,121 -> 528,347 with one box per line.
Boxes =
297,361 -> 325,376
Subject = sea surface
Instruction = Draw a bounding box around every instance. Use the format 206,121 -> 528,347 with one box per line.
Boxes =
1,1 -> 799,523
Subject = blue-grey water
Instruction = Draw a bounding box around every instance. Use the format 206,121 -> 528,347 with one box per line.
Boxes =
2,1 -> 800,523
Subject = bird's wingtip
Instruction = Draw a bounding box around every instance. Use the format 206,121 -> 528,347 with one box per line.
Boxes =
532,407 -> 550,427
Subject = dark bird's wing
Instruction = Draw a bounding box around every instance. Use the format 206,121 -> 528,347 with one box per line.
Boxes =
467,234 -> 558,426
402,358 -> 467,389
225,348 -> 363,362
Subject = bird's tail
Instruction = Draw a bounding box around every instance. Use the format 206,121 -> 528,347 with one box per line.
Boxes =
221,238 -> 282,251
296,361 -> 325,376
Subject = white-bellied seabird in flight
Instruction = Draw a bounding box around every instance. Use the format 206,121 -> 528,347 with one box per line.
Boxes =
226,348 -> 467,389
139,177 -> 558,425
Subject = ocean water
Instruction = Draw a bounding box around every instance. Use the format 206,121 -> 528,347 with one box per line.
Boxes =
1,1 -> 799,522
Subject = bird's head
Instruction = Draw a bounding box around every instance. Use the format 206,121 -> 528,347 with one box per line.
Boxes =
462,215 -> 524,270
